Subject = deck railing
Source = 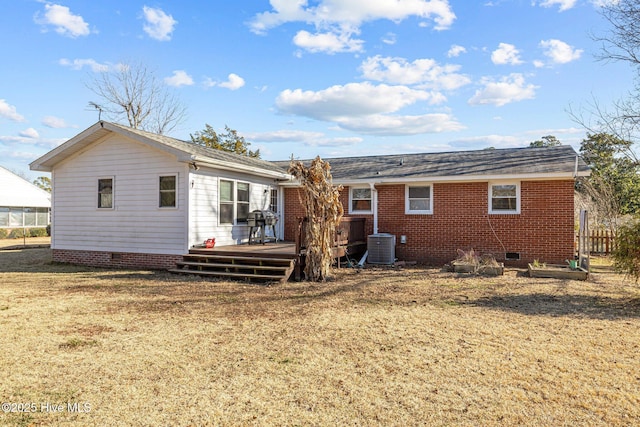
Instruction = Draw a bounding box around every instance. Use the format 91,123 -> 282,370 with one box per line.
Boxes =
294,216 -> 366,280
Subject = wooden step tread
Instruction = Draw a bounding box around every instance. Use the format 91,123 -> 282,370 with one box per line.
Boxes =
176,261 -> 292,271
168,268 -> 285,280
183,254 -> 294,264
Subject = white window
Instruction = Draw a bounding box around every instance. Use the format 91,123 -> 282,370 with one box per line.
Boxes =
489,182 -> 520,214
98,178 -> 113,209
0,207 -> 48,227
350,187 -> 372,213
0,207 -> 8,227
219,179 -> 250,225
405,184 -> 432,214
159,175 -> 177,208
269,189 -> 278,213
237,182 -> 249,223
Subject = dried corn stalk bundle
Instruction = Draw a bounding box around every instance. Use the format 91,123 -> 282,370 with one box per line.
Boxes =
289,156 -> 344,281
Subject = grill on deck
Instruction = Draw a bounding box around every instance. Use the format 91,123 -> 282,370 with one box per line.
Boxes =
248,210 -> 278,244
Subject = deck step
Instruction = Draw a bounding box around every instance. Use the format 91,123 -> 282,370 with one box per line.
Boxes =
176,261 -> 291,271
170,253 -> 296,283
183,254 -> 293,265
168,269 -> 285,280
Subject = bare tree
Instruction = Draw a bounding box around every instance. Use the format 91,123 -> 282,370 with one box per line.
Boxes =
87,61 -> 187,134
585,0 -> 640,164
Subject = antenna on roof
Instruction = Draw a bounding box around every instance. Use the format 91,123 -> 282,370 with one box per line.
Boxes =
87,102 -> 104,121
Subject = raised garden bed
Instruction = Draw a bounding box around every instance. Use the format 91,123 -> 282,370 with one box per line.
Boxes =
528,263 -> 588,280
453,261 -> 504,276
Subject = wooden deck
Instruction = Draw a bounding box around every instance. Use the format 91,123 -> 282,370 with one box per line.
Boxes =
171,217 -> 367,282
190,241 -> 297,258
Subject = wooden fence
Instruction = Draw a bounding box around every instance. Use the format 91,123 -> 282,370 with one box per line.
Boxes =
578,230 -> 616,255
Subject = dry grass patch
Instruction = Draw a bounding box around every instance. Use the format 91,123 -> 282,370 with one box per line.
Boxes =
1,248 -> 639,426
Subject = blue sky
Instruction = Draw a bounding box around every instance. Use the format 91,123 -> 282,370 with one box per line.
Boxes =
0,0 -> 633,179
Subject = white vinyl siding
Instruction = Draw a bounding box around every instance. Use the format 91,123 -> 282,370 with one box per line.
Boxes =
51,135 -> 188,255
188,169 -> 276,247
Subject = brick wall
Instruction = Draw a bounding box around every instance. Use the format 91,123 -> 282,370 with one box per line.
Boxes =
284,180 -> 576,267
53,249 -> 182,270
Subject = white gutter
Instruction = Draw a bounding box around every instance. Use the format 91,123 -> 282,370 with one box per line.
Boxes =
369,182 -> 378,234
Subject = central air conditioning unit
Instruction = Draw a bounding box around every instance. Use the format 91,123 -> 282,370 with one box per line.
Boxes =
367,233 -> 396,265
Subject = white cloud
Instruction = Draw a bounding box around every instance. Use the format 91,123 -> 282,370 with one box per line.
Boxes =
248,130 -> 363,146
276,82 -> 438,121
491,43 -> 523,65
204,74 -> 246,90
35,3 -> 90,38
293,29 -> 364,54
448,134 -> 523,149
248,130 -> 326,142
360,55 -> 471,90
58,58 -> 110,72
275,81 -> 462,135
468,73 -> 538,107
219,74 -> 246,90
142,6 -> 177,41
42,116 -> 68,128
309,136 -> 363,146
539,39 -> 583,64
382,32 -> 397,45
0,135 -> 65,149
447,44 -> 466,57
164,70 -> 193,87
19,128 -> 39,139
0,99 -> 26,122
537,0 -> 577,11
249,0 -> 456,53
335,113 -> 464,135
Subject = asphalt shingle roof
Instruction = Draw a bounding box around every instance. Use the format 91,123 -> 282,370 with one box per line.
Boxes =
274,145 -> 589,181
110,122 -> 288,175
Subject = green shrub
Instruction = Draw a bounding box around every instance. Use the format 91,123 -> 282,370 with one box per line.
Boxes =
612,217 -> 640,282
0,229 -> 7,239
46,224 -> 51,236
29,228 -> 48,237
9,229 -> 25,239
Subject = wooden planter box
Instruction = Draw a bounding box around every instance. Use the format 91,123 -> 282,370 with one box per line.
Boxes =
453,262 -> 504,276
479,264 -> 504,276
528,264 -> 588,280
452,262 -> 475,273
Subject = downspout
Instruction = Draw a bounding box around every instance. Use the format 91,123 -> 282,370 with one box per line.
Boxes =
369,182 -> 378,234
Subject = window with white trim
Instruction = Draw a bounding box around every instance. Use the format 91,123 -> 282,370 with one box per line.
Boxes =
350,187 -> 372,213
159,175 -> 177,208
237,182 -> 249,223
489,182 -> 520,214
219,179 -> 250,224
0,207 -> 49,228
269,189 -> 278,213
98,178 -> 113,209
405,184 -> 432,214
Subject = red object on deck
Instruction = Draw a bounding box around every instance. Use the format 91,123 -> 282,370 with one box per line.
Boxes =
205,238 -> 216,248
